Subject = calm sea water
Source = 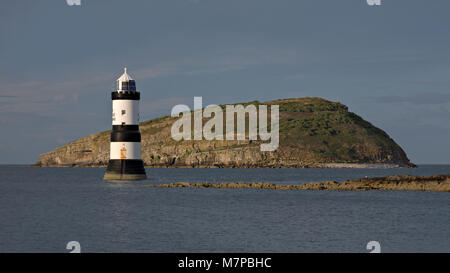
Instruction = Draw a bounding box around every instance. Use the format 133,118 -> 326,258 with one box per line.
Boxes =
0,165 -> 449,253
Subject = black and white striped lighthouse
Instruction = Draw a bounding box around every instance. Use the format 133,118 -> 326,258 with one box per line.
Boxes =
104,67 -> 147,181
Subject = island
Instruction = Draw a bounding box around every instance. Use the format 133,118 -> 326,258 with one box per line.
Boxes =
35,97 -> 415,168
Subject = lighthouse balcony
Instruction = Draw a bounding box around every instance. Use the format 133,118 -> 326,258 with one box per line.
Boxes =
112,91 -> 140,100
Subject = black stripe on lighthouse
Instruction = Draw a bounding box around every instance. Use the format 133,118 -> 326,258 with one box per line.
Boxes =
110,128 -> 141,142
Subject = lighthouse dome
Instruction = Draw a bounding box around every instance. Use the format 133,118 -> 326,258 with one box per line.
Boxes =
117,67 -> 136,92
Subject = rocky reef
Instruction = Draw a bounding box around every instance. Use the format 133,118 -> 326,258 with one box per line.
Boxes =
147,174 -> 450,192
35,97 -> 414,168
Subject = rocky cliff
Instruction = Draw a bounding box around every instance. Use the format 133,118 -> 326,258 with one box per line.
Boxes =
35,98 -> 414,168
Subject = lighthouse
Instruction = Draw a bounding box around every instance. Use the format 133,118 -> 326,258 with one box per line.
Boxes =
104,67 -> 147,181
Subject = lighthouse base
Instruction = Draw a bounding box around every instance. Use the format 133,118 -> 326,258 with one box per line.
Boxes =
104,159 -> 147,181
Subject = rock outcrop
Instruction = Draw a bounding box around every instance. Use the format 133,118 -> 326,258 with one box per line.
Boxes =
147,174 -> 450,192
35,97 -> 414,168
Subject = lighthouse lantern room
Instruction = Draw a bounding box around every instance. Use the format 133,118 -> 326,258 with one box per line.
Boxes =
104,67 -> 147,181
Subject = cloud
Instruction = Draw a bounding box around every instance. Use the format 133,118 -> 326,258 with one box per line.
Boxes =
133,47 -> 298,80
133,61 -> 238,80
140,97 -> 192,119
0,95 -> 18,98
0,45 -> 299,125
372,93 -> 450,105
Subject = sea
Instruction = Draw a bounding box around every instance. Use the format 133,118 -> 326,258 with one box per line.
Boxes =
0,164 -> 449,253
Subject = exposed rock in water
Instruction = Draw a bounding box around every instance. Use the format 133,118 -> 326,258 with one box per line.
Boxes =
35,97 -> 414,168
147,174 -> 450,192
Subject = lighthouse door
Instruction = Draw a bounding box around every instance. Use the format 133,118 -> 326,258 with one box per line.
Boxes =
120,145 -> 127,159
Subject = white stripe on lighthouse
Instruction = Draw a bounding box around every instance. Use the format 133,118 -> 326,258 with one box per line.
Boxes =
112,100 -> 139,125
110,142 -> 141,160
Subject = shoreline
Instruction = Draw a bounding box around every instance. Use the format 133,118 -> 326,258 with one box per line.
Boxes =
145,174 -> 450,192
30,162 -> 416,168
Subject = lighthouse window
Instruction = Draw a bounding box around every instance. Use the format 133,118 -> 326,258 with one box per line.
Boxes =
129,81 -> 136,91
122,110 -> 126,115
121,82 -> 129,90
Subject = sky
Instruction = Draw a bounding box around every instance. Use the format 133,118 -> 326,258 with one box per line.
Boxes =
1,0 -> 450,164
